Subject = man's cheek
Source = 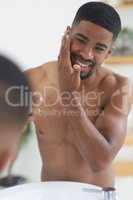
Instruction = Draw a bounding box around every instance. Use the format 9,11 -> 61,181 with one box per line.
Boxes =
70,37 -> 79,51
71,42 -> 80,53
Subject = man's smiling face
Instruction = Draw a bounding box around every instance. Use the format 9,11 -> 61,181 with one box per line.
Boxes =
70,21 -> 113,80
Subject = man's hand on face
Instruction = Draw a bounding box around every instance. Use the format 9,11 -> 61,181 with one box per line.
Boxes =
58,27 -> 81,93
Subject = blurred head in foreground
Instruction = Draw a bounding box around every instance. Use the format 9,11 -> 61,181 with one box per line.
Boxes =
0,55 -> 31,170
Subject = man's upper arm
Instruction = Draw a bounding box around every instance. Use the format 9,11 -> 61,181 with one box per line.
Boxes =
24,67 -> 40,91
95,78 -> 133,160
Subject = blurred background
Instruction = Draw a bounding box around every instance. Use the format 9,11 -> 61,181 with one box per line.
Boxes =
0,0 -> 133,199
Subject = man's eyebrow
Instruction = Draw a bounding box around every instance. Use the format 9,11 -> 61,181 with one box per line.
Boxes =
96,43 -> 108,49
75,33 -> 88,41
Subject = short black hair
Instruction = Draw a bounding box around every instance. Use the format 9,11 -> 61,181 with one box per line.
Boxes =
72,1 -> 121,40
0,55 -> 31,127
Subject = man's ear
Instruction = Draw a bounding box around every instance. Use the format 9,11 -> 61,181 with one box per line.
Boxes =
105,48 -> 113,60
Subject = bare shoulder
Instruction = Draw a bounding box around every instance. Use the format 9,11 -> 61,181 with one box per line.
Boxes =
113,72 -> 133,111
100,67 -> 133,114
24,61 -> 58,90
100,67 -> 133,93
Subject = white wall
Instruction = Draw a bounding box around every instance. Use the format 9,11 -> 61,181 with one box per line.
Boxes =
0,0 -> 98,70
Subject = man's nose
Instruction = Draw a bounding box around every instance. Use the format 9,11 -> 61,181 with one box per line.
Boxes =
80,46 -> 94,60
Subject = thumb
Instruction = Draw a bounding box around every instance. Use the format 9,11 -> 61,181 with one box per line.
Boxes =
72,64 -> 81,89
73,64 -> 81,74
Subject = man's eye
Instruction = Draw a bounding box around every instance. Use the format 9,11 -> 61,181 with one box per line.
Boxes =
76,38 -> 86,44
95,47 -> 105,52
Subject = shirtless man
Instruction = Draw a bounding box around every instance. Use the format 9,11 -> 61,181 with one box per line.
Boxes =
25,2 -> 132,187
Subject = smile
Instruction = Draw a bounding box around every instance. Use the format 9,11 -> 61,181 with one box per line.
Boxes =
74,60 -> 94,73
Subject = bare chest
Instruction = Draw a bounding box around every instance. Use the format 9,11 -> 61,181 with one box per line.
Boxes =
34,79 -> 109,145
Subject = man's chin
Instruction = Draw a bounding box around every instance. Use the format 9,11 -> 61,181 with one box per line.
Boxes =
80,70 -> 94,80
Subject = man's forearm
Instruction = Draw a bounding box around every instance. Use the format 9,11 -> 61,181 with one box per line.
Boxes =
67,93 -> 112,171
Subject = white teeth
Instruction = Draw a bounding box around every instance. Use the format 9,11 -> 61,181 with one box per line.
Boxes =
76,61 -> 88,67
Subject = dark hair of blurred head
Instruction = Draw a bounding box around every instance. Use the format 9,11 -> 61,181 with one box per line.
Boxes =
0,55 -> 31,129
